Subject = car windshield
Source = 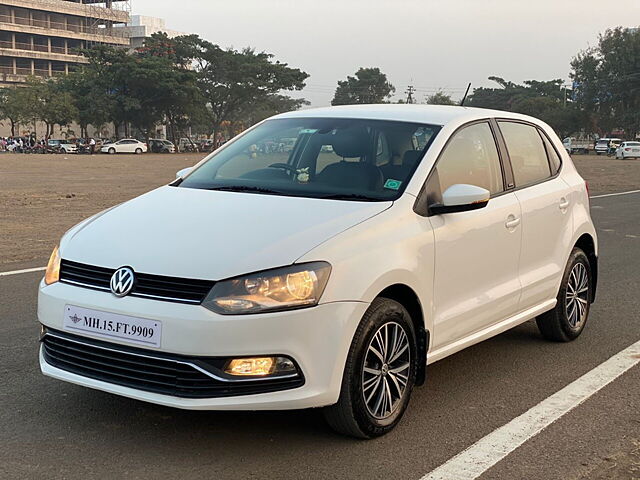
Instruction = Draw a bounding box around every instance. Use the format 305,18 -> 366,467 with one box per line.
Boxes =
626,142 -> 640,146
178,118 -> 440,201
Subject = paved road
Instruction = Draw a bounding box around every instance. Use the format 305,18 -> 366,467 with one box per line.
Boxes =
1,193 -> 639,480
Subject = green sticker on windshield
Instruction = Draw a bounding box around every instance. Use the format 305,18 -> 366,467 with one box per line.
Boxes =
299,129 -> 318,134
384,179 -> 402,190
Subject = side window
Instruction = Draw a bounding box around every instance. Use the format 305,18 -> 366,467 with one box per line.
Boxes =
499,122 -> 551,186
539,131 -> 562,174
428,122 -> 504,203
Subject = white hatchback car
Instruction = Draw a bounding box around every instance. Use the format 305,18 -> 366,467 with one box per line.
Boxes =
101,138 -> 147,154
39,105 -> 597,438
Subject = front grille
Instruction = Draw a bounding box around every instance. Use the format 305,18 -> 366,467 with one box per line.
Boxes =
59,259 -> 215,304
42,329 -> 304,398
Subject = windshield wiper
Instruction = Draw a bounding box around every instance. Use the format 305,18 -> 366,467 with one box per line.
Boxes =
206,185 -> 286,195
319,193 -> 382,202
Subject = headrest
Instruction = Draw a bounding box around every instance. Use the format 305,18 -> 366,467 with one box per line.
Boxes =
402,150 -> 422,167
331,128 -> 370,158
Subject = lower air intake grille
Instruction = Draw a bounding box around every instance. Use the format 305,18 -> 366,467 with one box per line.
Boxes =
42,329 -> 304,398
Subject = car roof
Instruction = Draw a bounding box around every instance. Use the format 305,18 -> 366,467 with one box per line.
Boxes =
273,104 -> 543,127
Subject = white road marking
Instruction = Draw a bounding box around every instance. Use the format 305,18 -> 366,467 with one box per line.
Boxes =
420,339 -> 640,480
0,266 -> 45,277
590,189 -> 640,199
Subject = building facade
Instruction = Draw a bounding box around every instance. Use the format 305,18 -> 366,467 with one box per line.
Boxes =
0,0 -> 130,87
117,15 -> 184,51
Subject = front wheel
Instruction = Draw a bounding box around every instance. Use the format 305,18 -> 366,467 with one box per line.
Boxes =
108,147 -> 116,154
536,248 -> 592,342
323,298 -> 417,438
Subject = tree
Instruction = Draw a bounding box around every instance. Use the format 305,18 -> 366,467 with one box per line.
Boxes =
230,94 -> 309,133
425,91 -> 456,105
467,77 -> 580,137
331,67 -> 395,105
0,88 -> 24,136
26,77 -> 78,139
176,36 -> 309,140
136,33 -> 207,142
61,67 -> 113,138
571,27 -> 640,137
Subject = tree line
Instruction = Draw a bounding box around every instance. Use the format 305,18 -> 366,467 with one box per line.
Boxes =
0,26 -> 637,141
330,27 -> 640,138
0,33 -> 309,141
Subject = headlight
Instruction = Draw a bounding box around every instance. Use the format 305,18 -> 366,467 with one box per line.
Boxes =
44,246 -> 61,285
203,262 -> 331,315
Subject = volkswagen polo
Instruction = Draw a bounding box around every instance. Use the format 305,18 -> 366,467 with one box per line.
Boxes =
39,105 -> 597,438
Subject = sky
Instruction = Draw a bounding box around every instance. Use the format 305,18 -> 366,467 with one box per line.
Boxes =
130,0 -> 640,107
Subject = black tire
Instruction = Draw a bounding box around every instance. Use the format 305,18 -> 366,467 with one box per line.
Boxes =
108,147 -> 116,154
323,297 -> 418,438
536,248 -> 592,342
135,148 -> 143,154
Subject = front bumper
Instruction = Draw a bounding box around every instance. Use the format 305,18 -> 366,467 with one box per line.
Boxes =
38,280 -> 369,410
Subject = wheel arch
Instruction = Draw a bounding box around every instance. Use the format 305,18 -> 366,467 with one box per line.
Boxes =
574,233 -> 598,302
377,284 -> 429,386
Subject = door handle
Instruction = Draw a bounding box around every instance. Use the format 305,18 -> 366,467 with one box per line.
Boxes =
559,197 -> 570,210
505,215 -> 521,229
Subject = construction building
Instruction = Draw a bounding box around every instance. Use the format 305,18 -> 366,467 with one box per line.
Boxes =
117,15 -> 183,50
0,0 -> 131,86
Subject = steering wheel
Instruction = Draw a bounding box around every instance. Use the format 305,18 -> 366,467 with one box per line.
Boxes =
268,163 -> 296,173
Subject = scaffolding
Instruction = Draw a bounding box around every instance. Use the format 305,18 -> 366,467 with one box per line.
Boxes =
84,0 -> 131,47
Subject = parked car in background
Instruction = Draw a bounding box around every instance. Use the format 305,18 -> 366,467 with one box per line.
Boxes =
595,138 -> 621,155
100,139 -> 148,154
615,141 -> 640,159
48,139 -> 77,154
562,137 -> 592,154
177,137 -> 199,153
39,105 -> 597,438
149,139 -> 176,154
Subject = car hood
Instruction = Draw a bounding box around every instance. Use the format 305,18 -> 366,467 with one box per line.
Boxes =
61,186 -> 391,280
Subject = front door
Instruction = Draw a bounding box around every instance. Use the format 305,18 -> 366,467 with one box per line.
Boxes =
427,121 -> 523,350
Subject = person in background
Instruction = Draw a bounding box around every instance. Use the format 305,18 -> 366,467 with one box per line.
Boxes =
89,137 -> 96,155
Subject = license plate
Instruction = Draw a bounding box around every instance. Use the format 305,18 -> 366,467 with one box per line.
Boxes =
63,305 -> 162,348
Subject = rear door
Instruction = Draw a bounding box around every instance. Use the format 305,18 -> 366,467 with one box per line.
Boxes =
427,121 -> 523,350
497,121 -> 573,310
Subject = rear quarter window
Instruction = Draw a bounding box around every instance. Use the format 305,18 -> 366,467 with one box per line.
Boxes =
539,131 -> 562,175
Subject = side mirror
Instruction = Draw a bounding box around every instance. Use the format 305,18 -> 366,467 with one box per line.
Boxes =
176,167 -> 193,179
430,184 -> 490,215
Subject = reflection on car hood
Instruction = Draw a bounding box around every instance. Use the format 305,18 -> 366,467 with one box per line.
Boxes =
61,186 -> 391,280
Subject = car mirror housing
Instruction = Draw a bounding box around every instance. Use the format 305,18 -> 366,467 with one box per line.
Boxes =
176,167 -> 193,179
430,184 -> 490,215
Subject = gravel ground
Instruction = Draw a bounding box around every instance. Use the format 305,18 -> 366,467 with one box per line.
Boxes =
1,152 -> 638,268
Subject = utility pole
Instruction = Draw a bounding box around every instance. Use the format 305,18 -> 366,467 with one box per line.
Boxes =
562,84 -> 571,107
405,85 -> 416,104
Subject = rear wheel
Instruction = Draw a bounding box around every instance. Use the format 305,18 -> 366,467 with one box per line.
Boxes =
323,298 -> 417,438
135,148 -> 143,154
536,248 -> 592,342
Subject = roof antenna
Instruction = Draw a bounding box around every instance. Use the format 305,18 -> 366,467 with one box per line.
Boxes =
460,83 -> 472,106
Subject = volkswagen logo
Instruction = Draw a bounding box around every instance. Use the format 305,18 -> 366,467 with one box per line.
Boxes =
110,267 -> 135,297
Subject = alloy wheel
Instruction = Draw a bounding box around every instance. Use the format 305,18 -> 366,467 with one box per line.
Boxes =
362,322 -> 411,419
565,262 -> 589,328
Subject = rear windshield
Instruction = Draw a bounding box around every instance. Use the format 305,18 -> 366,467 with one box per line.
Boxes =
178,118 -> 441,201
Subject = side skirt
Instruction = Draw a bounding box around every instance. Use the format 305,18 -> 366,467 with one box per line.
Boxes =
427,299 -> 557,365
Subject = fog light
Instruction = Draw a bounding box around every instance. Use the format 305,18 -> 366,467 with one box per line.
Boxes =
225,356 -> 297,377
